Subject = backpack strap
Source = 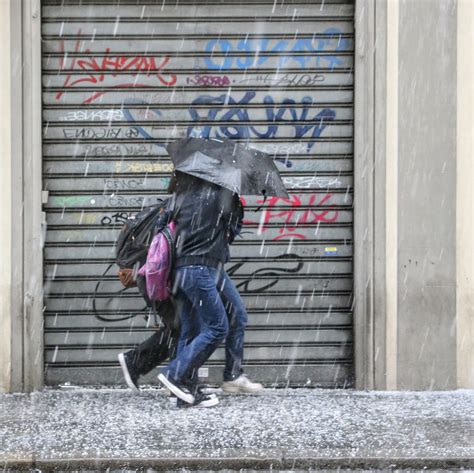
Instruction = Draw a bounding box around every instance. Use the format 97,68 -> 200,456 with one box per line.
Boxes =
167,193 -> 176,213
162,224 -> 175,270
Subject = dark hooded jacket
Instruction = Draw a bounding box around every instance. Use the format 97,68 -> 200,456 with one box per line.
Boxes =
171,173 -> 243,269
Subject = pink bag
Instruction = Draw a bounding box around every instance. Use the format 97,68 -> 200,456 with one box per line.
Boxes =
138,221 -> 176,301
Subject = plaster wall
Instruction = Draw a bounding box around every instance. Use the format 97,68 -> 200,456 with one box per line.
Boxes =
0,0 -> 12,392
397,0 -> 457,389
456,0 -> 474,389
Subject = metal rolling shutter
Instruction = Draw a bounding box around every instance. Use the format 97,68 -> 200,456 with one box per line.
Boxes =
42,0 -> 354,387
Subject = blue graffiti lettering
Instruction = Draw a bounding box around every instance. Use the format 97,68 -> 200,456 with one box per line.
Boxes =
204,29 -> 348,70
204,39 -> 233,69
121,92 -> 336,163
187,92 -> 336,151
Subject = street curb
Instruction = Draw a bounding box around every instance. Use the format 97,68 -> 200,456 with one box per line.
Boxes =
1,455 -> 473,471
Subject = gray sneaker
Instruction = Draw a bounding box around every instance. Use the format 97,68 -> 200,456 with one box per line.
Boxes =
221,374 -> 264,393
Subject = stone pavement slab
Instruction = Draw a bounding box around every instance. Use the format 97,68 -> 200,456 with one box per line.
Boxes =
0,388 -> 472,470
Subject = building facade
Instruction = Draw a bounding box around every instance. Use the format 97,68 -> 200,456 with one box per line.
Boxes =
0,0 -> 472,392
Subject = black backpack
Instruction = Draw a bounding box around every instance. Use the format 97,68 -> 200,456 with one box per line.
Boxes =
92,197 -> 178,327
116,199 -> 171,276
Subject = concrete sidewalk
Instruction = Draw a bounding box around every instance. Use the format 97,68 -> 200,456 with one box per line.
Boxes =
0,388 -> 472,471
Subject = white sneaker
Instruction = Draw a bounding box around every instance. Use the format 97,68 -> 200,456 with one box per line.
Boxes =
168,390 -> 216,402
221,374 -> 264,393
157,373 -> 195,404
117,353 -> 139,393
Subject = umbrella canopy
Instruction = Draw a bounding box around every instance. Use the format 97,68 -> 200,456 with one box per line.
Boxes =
166,137 -> 289,197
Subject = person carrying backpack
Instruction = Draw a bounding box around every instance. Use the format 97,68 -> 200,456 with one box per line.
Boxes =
118,172 -> 263,407
115,196 -> 180,393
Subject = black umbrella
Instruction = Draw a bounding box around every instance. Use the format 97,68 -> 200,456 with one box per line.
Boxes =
166,137 -> 289,197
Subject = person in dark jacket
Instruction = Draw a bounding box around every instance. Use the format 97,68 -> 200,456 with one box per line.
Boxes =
119,172 -> 262,407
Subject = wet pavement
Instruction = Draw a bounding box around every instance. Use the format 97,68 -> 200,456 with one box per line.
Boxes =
0,388 -> 473,471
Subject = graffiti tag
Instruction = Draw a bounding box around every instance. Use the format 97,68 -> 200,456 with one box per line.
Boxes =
282,176 -> 342,189
55,30 -> 177,104
241,193 -> 339,240
188,91 -> 336,151
61,109 -> 125,122
186,74 -> 231,86
100,212 -> 129,226
84,143 -> 154,156
204,30 -> 349,69
115,162 -> 174,173
239,73 -> 325,86
62,127 -> 140,139
227,254 -> 304,293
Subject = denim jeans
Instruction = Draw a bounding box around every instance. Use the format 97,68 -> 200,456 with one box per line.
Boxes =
162,265 -> 248,385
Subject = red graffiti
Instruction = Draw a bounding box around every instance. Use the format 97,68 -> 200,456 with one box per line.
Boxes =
56,30 -> 177,104
241,193 -> 339,240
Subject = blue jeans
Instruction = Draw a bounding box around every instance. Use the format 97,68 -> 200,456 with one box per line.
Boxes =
162,265 -> 248,385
